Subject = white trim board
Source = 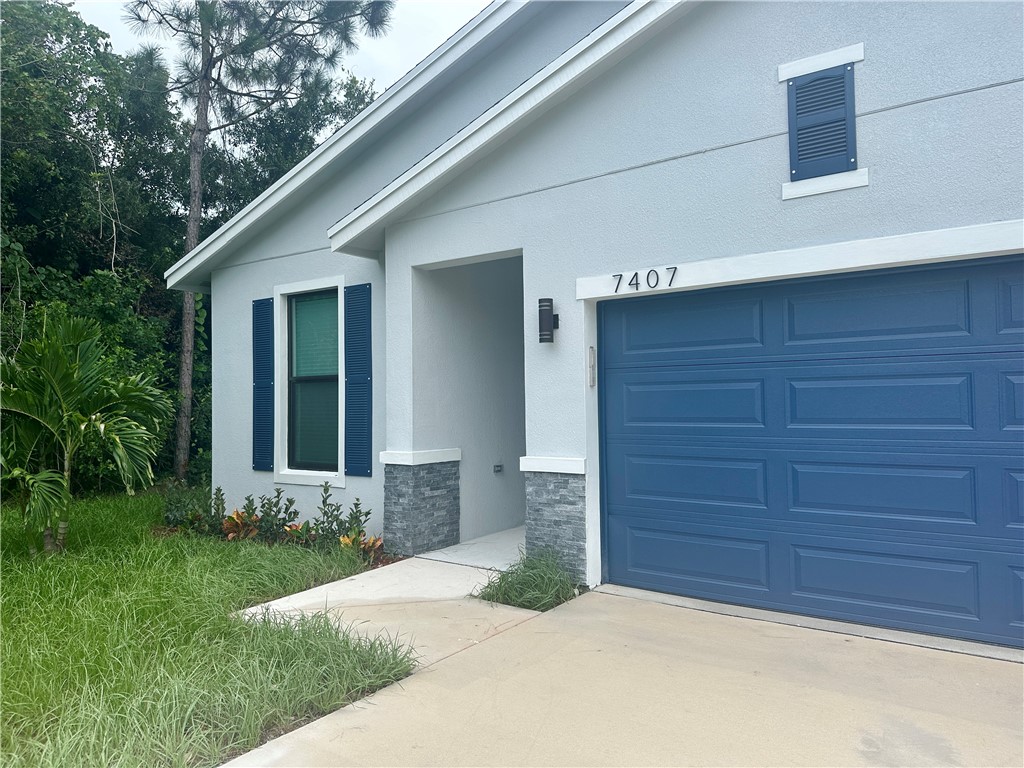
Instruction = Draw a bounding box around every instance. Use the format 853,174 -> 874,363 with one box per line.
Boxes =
779,43 -> 864,82
519,456 -> 586,474
164,1 -> 530,291
575,220 -> 1024,302
379,449 -> 462,466
329,0 -> 694,253
782,168 -> 869,200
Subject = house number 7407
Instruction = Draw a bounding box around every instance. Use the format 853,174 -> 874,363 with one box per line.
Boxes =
612,267 -> 677,293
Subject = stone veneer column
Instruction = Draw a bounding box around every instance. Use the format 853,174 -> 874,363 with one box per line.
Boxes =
524,471 -> 586,582
383,461 -> 460,555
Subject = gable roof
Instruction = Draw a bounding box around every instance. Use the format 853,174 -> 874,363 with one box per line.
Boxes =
329,0 -> 693,255
165,0 -> 530,291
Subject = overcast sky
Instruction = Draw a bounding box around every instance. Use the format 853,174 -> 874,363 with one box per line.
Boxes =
73,0 -> 492,91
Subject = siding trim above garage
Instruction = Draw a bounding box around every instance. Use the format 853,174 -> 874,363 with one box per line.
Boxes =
576,220 -> 1024,301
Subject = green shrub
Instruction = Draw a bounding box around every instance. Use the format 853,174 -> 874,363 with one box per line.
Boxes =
163,483 -> 223,535
475,550 -> 580,612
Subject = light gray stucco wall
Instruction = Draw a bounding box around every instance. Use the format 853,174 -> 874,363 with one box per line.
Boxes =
216,1 -> 629,264
384,0 -> 1024,462
209,251 -> 385,528
411,256 -> 527,540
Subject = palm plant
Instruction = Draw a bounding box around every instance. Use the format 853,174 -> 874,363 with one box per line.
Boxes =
1,316 -> 172,553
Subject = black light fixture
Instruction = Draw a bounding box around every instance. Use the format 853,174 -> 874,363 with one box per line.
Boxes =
538,298 -> 559,343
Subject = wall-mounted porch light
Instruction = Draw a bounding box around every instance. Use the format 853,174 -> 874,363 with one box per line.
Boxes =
538,298 -> 559,343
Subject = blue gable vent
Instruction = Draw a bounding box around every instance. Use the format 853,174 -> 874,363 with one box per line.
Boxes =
252,297 -> 274,471
788,63 -> 857,181
344,284 -> 372,477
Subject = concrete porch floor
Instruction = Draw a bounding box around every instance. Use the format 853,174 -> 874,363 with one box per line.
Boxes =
417,525 -> 524,570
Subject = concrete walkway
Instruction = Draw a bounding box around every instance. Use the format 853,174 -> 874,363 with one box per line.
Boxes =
228,587 -> 1023,767
240,528 -> 531,667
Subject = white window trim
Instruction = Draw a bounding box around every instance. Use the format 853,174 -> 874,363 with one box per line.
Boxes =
778,43 -> 864,82
272,275 -> 345,487
782,167 -> 870,200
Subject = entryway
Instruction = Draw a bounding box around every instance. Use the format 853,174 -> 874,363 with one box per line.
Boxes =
412,254 -> 527,542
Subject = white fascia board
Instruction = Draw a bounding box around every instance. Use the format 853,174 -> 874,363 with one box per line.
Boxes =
575,220 -> 1024,301
519,456 -> 586,474
778,43 -> 864,82
379,449 -> 462,466
164,1 -> 527,290
328,0 -> 692,253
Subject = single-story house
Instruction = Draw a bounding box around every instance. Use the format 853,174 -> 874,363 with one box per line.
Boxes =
166,1 -> 1024,647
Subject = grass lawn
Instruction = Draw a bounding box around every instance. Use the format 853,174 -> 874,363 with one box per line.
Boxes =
0,493 -> 414,768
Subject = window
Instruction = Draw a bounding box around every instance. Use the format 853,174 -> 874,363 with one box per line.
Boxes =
787,62 -> 856,182
252,277 -> 372,484
288,290 -> 339,471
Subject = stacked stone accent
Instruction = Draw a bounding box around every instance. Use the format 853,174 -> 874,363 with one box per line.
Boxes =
383,461 -> 460,555
524,471 -> 586,582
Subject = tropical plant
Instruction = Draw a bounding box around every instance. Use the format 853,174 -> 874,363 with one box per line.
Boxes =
222,507 -> 260,541
0,315 -> 172,552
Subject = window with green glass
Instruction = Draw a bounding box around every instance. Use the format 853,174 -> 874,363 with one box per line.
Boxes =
288,290 -> 338,471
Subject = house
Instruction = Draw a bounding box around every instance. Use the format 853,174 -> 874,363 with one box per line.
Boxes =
166,1 -> 1024,647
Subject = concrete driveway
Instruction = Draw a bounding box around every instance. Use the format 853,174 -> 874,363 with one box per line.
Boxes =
226,589 -> 1022,767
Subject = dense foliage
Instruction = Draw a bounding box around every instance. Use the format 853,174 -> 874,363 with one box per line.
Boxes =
0,0 -> 378,489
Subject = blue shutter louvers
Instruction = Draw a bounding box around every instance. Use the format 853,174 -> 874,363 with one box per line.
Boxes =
344,283 -> 372,477
252,297 -> 275,471
788,63 -> 856,181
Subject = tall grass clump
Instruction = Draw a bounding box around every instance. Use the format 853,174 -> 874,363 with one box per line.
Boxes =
0,494 -> 414,768
475,549 -> 580,612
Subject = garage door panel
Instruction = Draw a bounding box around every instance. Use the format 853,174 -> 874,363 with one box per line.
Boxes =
790,544 -> 980,619
786,372 -> 974,429
602,259 -> 1023,367
783,278 -> 971,346
613,295 -> 765,361
605,441 -> 1011,537
1005,470 -> 1024,527
998,275 -> 1024,333
607,514 -> 1021,643
600,256 -> 1024,647
623,521 -> 770,591
1011,568 -> 1024,627
616,377 -> 767,428
606,355 -> 1021,442
789,461 -> 976,524
1002,373 -> 1024,429
619,453 -> 768,509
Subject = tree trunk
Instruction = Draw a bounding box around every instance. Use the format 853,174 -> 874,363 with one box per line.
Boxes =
56,453 -> 72,550
173,10 -> 214,481
42,527 -> 55,554
55,520 -> 69,551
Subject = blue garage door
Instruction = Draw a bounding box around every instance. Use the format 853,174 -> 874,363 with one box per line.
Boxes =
600,256 -> 1024,647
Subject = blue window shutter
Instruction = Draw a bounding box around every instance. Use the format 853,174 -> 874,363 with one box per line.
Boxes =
344,284 -> 372,477
788,63 -> 857,181
252,298 -> 274,471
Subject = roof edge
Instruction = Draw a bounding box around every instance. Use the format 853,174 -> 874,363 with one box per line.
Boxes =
328,0 -> 693,253
165,0 -> 529,290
